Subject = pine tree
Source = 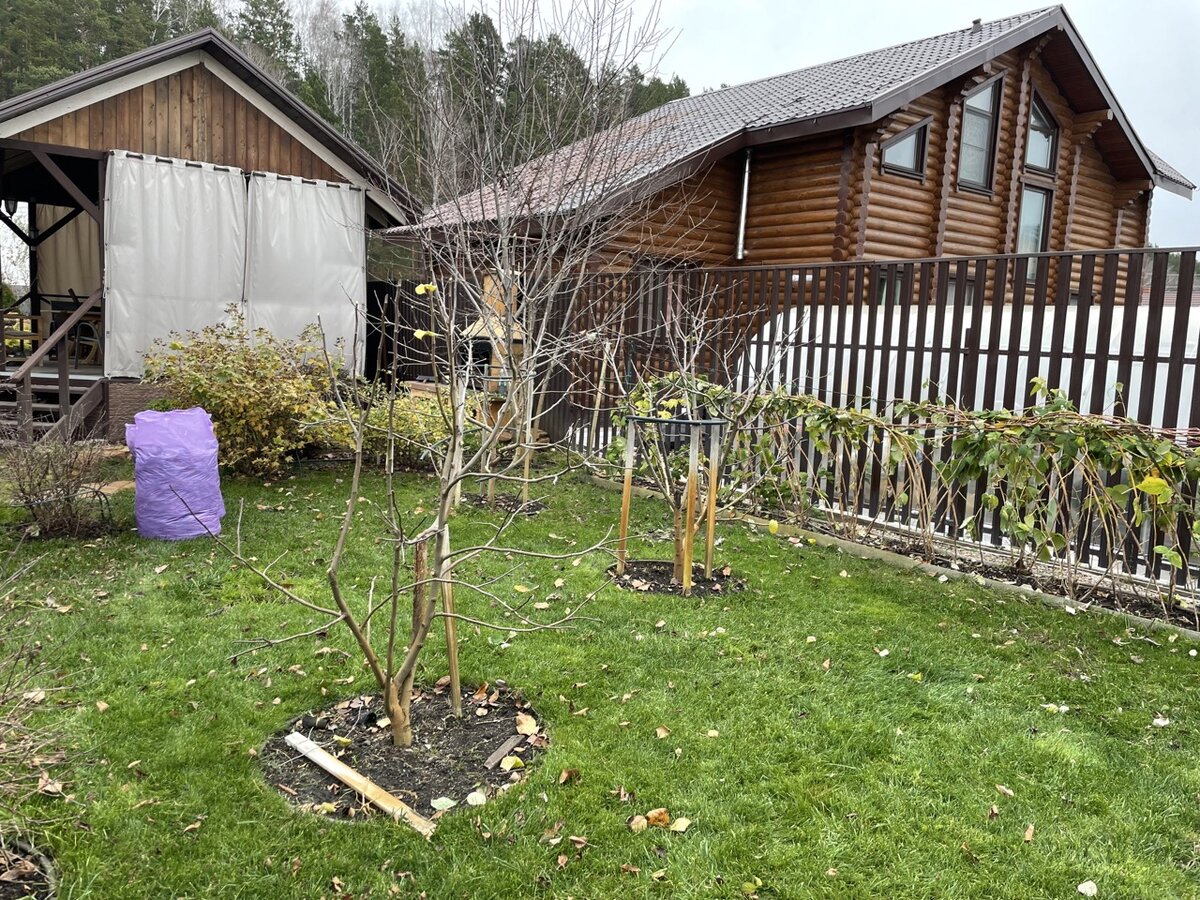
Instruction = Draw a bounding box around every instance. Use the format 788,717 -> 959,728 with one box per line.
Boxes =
235,0 -> 300,84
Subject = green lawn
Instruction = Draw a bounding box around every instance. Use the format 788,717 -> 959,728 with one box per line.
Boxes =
4,465 -> 1200,898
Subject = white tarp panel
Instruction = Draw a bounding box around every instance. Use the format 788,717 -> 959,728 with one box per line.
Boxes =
103,152 -> 246,377
244,173 -> 366,371
35,205 -> 101,298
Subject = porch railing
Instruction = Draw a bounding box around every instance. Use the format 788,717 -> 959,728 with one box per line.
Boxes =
2,288 -> 102,442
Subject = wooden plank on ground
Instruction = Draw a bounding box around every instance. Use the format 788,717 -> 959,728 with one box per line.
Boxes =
283,732 -> 435,837
483,733 -> 524,770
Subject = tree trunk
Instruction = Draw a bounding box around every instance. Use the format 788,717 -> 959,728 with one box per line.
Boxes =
388,539 -> 428,747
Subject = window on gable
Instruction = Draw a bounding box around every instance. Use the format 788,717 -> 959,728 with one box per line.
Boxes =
959,79 -> 1001,190
1025,96 -> 1058,173
1017,187 -> 1051,255
881,121 -> 929,177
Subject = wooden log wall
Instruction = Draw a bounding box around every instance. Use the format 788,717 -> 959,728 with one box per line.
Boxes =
862,90 -> 946,259
742,132 -> 847,264
14,63 -> 343,182
597,156 -> 742,269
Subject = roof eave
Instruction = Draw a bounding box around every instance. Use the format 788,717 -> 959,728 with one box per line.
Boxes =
1155,177 -> 1194,200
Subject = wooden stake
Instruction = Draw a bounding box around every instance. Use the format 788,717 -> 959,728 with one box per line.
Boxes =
439,525 -> 462,717
704,425 -> 720,579
682,426 -> 700,596
284,732 -> 436,838
616,420 -> 636,576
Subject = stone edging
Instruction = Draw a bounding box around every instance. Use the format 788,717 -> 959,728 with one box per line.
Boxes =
588,474 -> 1200,643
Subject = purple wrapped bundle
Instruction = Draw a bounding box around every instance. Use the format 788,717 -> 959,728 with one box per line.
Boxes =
126,408 -> 225,540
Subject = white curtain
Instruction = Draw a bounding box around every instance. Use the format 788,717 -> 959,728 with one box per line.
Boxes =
244,173 -> 366,372
103,152 -> 246,377
35,205 -> 101,299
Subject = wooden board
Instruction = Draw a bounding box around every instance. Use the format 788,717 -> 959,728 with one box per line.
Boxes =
283,732 -> 436,837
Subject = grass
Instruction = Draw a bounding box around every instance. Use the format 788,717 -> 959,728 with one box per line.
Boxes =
3,463 -> 1200,898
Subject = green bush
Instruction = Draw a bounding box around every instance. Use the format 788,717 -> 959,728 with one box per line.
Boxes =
143,309 -> 334,476
317,387 -> 453,471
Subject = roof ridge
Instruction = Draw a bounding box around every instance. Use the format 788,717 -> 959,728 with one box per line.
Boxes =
680,5 -> 1060,103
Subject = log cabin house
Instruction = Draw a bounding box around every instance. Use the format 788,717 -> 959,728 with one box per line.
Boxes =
0,29 -> 414,440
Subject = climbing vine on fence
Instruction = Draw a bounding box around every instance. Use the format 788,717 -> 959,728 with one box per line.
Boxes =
614,374 -> 1200,612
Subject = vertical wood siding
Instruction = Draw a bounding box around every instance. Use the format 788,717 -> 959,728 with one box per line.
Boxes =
14,64 -> 343,182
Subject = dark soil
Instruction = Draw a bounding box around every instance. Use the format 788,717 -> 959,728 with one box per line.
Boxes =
260,680 -> 545,822
464,493 -> 547,516
0,843 -> 53,900
608,559 -> 746,596
879,537 -> 1200,631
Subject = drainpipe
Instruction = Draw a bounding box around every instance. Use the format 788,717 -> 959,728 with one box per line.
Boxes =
736,149 -> 752,261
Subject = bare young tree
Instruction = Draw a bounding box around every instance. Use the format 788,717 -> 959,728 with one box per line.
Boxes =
221,0 -> 712,759
603,270 -> 811,590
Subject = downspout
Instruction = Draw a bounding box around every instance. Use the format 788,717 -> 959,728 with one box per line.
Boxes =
735,149 -> 752,261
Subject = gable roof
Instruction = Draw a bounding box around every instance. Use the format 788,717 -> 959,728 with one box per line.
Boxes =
0,29 -> 415,226
405,5 -> 1190,233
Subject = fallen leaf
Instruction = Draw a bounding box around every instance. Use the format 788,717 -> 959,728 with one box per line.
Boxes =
23,690 -> 46,705
806,635 -> 817,644
646,808 -> 670,828
996,784 -> 1015,798
36,773 -> 63,795
95,700 -> 110,713
556,854 -> 568,870
513,584 -> 531,594
651,869 -> 667,881
620,863 -> 640,874
627,814 -> 648,833
875,648 -> 890,658
839,570 -> 849,578
182,815 -> 205,833
1024,823 -> 1035,843
154,564 -> 169,574
572,707 -> 589,717
669,817 -> 691,833
533,602 -> 550,610
987,804 -> 1000,820
471,683 -> 489,702
655,726 -> 671,739
515,713 -> 539,736
430,796 -> 456,810
558,769 -> 580,785
1152,716 -> 1170,728
1077,880 -> 1098,897
499,755 -> 524,772
466,791 -> 486,807
705,729 -> 719,738
568,835 -> 588,848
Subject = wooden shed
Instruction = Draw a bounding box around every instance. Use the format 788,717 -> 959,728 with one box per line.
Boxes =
0,28 -> 414,439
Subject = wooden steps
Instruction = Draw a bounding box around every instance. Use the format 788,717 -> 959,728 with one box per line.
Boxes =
0,367 -> 104,440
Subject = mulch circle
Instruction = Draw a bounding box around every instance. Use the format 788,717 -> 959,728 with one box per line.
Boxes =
0,840 -> 55,900
608,559 -> 745,596
464,493 -> 548,516
260,680 -> 546,822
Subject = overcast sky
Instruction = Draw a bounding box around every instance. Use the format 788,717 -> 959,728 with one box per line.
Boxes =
646,0 -> 1198,248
